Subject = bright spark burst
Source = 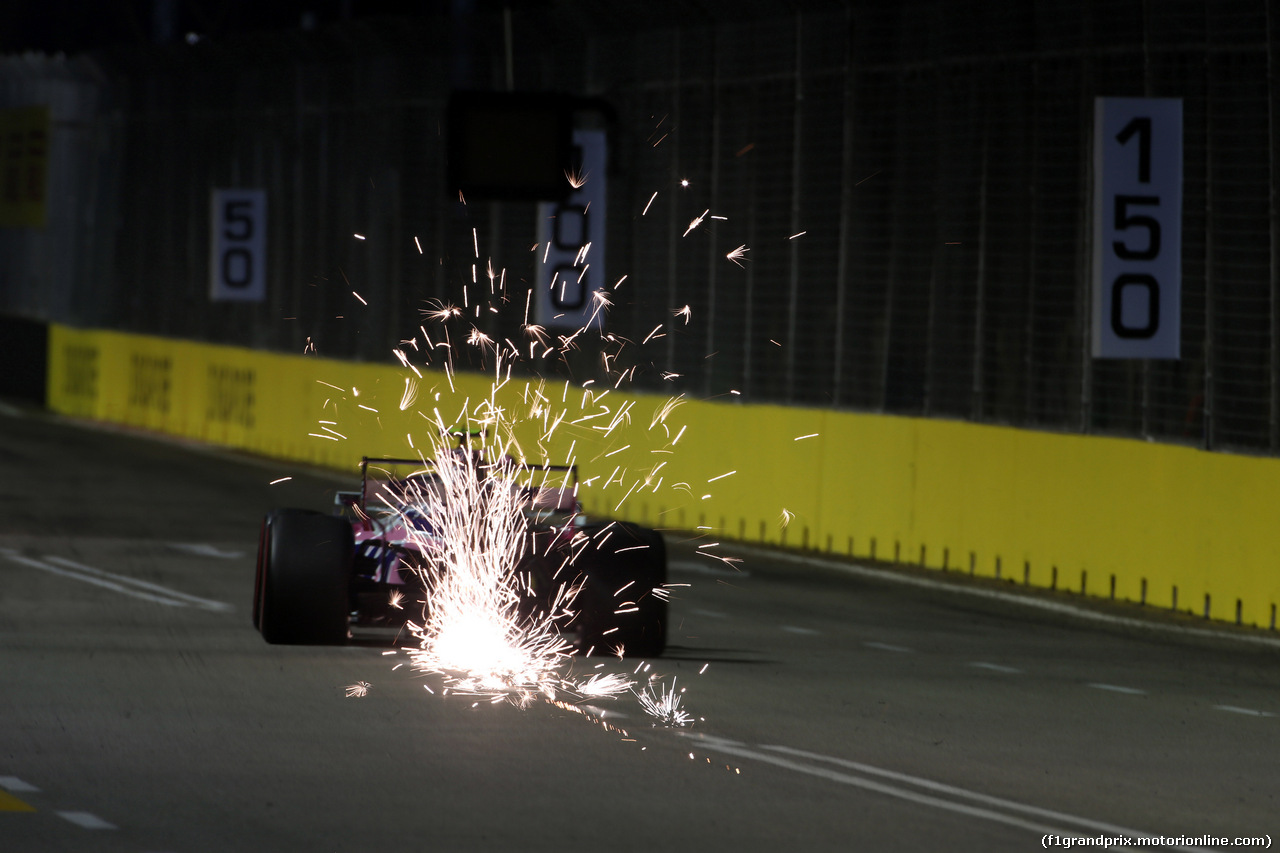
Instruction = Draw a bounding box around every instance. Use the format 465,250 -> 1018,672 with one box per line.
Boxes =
394,417 -> 578,702
635,677 -> 692,727
422,301 -> 462,323
578,672 -> 636,698
345,681 -> 371,698
726,245 -> 750,266
682,209 -> 709,237
399,377 -> 420,411
320,222 -> 722,726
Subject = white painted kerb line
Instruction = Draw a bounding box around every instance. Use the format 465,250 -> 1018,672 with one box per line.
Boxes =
1,549 -> 231,612
679,734 -> 1214,852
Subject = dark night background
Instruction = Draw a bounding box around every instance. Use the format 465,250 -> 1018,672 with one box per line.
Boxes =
5,0 -> 1280,447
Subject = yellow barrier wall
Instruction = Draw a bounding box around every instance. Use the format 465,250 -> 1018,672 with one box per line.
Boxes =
46,324 -> 1280,629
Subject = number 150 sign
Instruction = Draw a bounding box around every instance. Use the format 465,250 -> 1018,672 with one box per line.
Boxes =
1092,98 -> 1182,359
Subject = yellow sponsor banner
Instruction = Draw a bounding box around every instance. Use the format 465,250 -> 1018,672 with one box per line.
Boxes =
0,105 -> 50,228
45,323 -> 1280,630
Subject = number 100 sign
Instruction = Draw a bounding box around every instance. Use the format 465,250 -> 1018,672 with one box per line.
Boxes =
1092,97 -> 1182,359
209,189 -> 267,303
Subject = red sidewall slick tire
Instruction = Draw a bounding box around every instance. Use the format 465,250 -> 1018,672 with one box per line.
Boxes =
257,509 -> 353,645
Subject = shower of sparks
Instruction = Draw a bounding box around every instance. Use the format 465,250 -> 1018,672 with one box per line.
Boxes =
780,508 -> 794,528
566,168 -> 588,189
311,213 -> 731,725
578,672 -> 636,698
635,677 -> 693,727
726,245 -> 749,266
394,428 -> 579,702
345,681 -> 371,698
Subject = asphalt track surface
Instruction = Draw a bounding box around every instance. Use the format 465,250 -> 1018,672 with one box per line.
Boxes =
1,402 -> 1278,852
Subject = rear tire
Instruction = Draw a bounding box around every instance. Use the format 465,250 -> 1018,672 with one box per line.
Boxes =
255,509 -> 353,645
573,522 -> 667,658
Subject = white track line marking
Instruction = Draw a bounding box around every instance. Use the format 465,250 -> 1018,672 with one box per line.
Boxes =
4,552 -> 189,607
760,744 -> 1211,850
677,734 -> 1210,851
969,662 -> 1023,674
729,543 -> 1280,651
167,542 -> 244,559
863,641 -> 912,653
0,776 -> 39,792
781,625 -> 819,635
1213,705 -> 1276,718
1,550 -> 231,612
57,811 -> 117,830
41,555 -> 232,612
1088,683 -> 1147,696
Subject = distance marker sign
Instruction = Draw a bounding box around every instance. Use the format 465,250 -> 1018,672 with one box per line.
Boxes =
536,129 -> 606,330
1092,97 -> 1182,359
209,189 -> 267,302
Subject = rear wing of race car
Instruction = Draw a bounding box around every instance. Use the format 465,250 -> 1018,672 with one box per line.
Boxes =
334,456 -> 579,514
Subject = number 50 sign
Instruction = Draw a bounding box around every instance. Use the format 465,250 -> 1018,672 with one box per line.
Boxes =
1092,98 -> 1182,359
209,189 -> 267,303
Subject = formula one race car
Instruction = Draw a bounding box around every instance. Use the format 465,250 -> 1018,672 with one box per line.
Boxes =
251,447 -> 667,657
